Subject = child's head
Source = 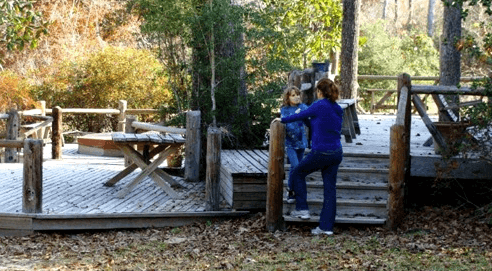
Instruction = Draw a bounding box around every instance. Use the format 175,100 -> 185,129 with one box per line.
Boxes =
282,86 -> 301,107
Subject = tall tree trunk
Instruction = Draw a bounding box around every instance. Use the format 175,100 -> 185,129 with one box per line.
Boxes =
382,0 -> 389,19
340,0 -> 360,99
394,0 -> 398,23
437,0 -> 461,122
427,0 -> 436,36
407,0 -> 413,24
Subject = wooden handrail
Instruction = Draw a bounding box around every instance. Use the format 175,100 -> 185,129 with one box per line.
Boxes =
44,108 -> 159,115
126,109 -> 160,114
411,85 -> 487,95
0,139 -> 24,148
22,117 -> 53,138
45,108 -> 120,114
358,75 -> 485,82
131,121 -> 186,135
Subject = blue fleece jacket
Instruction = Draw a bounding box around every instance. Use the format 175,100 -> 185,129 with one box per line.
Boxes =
281,104 -> 308,150
281,98 -> 343,152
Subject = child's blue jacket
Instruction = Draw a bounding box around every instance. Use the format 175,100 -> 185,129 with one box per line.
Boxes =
280,104 -> 309,150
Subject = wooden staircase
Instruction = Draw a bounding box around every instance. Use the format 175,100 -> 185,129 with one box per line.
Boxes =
283,153 -> 389,225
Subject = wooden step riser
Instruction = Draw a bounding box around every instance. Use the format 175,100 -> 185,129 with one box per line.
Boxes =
284,171 -> 388,185
286,156 -> 389,169
284,215 -> 386,225
298,188 -> 388,201
284,202 -> 388,219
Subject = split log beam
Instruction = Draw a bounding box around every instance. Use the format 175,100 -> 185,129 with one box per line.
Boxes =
5,109 -> 20,163
266,119 -> 286,232
23,139 -> 43,213
205,127 -> 221,211
185,111 -> 201,182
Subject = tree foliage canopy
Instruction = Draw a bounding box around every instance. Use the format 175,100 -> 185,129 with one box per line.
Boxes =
0,0 -> 49,59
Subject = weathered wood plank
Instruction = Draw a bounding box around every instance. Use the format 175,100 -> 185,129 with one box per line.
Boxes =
206,127 -> 222,211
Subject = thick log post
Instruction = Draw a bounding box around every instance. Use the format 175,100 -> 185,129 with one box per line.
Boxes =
125,115 -> 137,167
185,111 -> 201,182
388,75 -> 411,230
52,106 -> 63,160
5,109 -> 20,163
205,126 -> 221,211
118,100 -> 127,132
23,139 -> 43,213
266,119 -> 286,232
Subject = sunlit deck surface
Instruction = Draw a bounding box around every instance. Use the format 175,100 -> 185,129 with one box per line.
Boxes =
0,114 -> 490,235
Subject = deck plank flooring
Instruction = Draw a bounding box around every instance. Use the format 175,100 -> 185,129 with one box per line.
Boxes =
1,114 -> 489,234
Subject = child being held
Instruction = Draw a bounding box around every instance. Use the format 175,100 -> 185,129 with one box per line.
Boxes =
280,86 -> 309,203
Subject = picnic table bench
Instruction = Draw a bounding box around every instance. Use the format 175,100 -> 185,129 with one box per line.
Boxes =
104,132 -> 185,199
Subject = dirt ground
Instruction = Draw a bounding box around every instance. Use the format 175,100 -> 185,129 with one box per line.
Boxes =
0,205 -> 491,270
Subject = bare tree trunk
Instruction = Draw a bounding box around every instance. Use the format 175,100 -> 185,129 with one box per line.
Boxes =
394,0 -> 399,22
438,0 -> 461,122
383,0 -> 389,19
407,0 -> 413,24
340,0 -> 361,99
427,0 -> 436,36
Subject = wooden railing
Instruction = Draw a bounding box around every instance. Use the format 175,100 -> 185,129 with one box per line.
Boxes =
387,73 -> 488,229
1,102 -> 202,214
358,75 -> 486,114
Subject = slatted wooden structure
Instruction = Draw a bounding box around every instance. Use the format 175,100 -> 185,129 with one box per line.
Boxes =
220,149 -> 269,210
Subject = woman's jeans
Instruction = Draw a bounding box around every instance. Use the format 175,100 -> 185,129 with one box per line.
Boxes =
286,147 -> 305,190
291,148 -> 343,231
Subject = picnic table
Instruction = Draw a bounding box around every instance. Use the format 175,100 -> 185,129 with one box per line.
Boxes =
104,132 -> 185,199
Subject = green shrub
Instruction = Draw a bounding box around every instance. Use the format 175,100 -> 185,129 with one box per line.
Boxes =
358,20 -> 439,111
32,46 -> 171,132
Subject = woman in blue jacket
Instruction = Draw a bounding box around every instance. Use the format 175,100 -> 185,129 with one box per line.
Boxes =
281,78 -> 343,235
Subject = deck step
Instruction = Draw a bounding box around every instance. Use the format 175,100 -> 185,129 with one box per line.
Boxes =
283,199 -> 388,219
283,180 -> 388,190
284,215 -> 386,225
285,167 -> 389,185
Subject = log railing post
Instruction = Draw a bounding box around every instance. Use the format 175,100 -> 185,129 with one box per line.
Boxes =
118,100 -> 127,132
52,106 -> 63,160
185,111 -> 201,182
205,126 -> 221,211
266,119 -> 286,232
38,100 -> 46,139
5,108 -> 20,163
23,139 -> 43,213
388,74 -> 412,230
124,115 -> 137,167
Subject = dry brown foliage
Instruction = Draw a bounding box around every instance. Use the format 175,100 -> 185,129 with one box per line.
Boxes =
0,206 -> 491,270
4,0 -> 142,79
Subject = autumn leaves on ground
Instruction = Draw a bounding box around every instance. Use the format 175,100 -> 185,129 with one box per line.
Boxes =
1,206 -> 491,270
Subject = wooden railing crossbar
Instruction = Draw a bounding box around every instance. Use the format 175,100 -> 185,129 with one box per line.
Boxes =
131,121 -> 186,135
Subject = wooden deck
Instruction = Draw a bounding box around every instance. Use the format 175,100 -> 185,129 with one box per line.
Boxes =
1,114 -> 490,235
0,144 -> 247,236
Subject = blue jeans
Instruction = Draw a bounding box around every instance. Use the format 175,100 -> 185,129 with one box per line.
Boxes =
290,148 -> 343,231
286,147 -> 305,191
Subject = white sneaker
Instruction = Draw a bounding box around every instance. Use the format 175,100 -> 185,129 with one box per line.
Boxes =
290,210 -> 311,220
311,227 -> 333,236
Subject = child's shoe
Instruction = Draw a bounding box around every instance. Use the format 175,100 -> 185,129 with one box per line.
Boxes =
286,189 -> 296,204
290,210 -> 310,220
